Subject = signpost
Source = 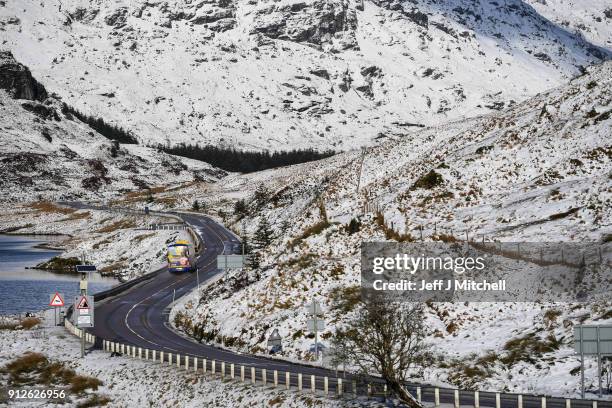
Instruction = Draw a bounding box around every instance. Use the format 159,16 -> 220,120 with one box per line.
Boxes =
267,328 -> 282,353
49,292 -> 64,326
574,325 -> 612,398
306,301 -> 325,361
76,265 -> 96,358
216,254 -> 246,276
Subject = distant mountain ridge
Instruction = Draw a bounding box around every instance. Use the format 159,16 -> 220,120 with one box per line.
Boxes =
1,0 -> 609,151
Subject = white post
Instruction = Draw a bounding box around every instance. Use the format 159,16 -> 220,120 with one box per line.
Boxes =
221,362 -> 225,379
251,367 -> 256,384
145,349 -> 149,360
435,388 -> 440,407
593,402 -> 597,408
475,391 -> 480,408
565,399 -> 570,408
185,355 -> 189,371
194,357 -> 198,372
417,387 -> 422,403
203,359 -> 207,373
496,393 -> 501,408
168,353 -> 172,365
311,375 -> 316,393
211,360 -> 216,375
298,373 -> 303,391
455,389 -> 460,408
241,365 -> 245,382
324,377 -> 329,395
160,351 -> 163,363
338,378 -> 343,396
518,395 -> 523,408
177,354 -> 181,368
262,369 -> 267,386
138,347 -> 142,359
274,370 -> 278,387
231,364 -> 235,379
542,397 -> 546,408
286,372 -> 290,390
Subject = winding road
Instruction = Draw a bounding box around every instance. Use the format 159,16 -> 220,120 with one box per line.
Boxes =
65,203 -> 608,408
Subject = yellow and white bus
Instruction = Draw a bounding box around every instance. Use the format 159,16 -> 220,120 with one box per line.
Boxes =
167,238 -> 196,273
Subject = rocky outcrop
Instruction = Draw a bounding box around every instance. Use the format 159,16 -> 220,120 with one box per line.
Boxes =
0,51 -> 47,101
251,0 -> 358,50
104,7 -> 129,28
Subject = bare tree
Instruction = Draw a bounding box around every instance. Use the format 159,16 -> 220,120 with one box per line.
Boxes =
330,300 -> 427,408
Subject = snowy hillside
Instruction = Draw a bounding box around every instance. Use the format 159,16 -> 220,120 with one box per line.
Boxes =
168,61 -> 611,396
1,0 -> 609,150
0,52 -> 225,202
524,0 -> 612,49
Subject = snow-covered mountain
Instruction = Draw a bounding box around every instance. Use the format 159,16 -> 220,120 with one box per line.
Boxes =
1,0 -> 609,151
0,51 -> 224,202
167,60 -> 611,396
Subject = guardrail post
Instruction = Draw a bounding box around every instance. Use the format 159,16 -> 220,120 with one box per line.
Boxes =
212,360 -> 216,375
324,377 -> 329,395
177,354 -> 181,368
417,387 -> 422,402
159,351 -> 163,363
169,353 -> 172,365
251,367 -> 256,384
496,393 -> 501,408
518,394 -> 523,408
262,369 -> 267,386
203,359 -> 207,373
367,384 -> 372,399
435,388 -> 440,407
138,347 -> 142,359
194,357 -> 198,372
231,363 -> 235,379
565,400 -> 571,408
311,375 -> 316,393
221,362 -> 225,379
455,389 -> 460,408
384,384 -> 388,398
542,397 -> 546,408
240,365 -> 245,382
475,391 -> 479,408
298,373 -> 302,391
274,370 -> 278,387
593,401 -> 597,408
286,372 -> 290,390
338,378 -> 343,396
185,355 -> 189,371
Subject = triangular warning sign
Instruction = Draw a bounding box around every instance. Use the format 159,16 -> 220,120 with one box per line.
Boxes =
77,296 -> 90,309
49,292 -> 64,307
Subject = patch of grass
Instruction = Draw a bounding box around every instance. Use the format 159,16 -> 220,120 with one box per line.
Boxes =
96,219 -> 136,233
30,202 -> 75,215
375,212 -> 413,242
133,233 -> 155,243
290,220 -> 330,247
20,317 -> 41,330
35,256 -> 81,273
501,333 -> 561,366
61,211 -> 91,221
69,375 -> 103,394
329,285 -> 361,314
77,394 -> 111,408
412,170 -> 444,190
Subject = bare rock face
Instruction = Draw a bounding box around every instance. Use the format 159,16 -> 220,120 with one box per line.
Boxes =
105,7 -> 129,28
0,51 -> 47,101
251,0 -> 358,50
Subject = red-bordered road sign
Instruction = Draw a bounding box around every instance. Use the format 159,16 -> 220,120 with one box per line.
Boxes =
49,292 -> 65,307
